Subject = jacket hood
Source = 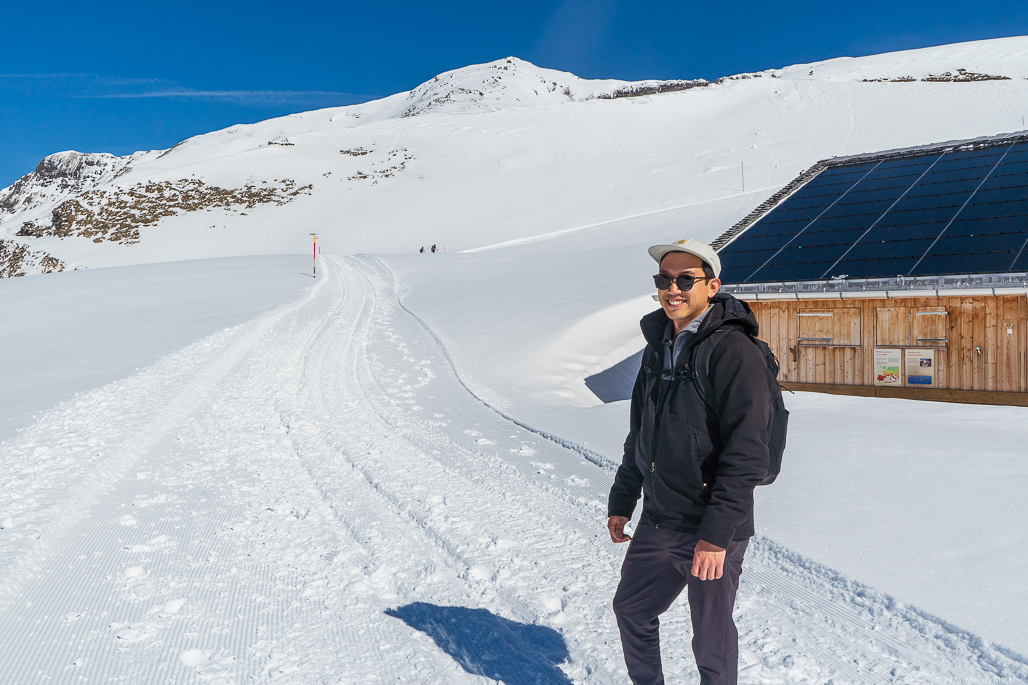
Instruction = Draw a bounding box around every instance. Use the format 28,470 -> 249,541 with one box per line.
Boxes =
640,292 -> 759,352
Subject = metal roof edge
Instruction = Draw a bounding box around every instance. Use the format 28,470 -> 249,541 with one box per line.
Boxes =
733,287 -> 1028,301
826,129 -> 1028,167
710,161 -> 828,251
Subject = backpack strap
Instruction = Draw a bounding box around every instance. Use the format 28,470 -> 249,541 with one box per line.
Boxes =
689,327 -> 732,410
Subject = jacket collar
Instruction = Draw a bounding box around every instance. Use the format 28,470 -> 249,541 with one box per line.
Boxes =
640,292 -> 760,354
641,299 -> 724,353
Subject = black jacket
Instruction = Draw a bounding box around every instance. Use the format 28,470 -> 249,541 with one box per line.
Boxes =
607,293 -> 773,548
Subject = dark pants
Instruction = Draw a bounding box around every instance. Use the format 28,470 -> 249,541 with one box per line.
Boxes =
613,522 -> 748,685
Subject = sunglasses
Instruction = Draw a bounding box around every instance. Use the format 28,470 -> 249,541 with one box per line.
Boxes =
653,273 -> 710,291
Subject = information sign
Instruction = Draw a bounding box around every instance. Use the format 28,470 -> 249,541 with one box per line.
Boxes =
905,348 -> 936,387
874,348 -> 903,386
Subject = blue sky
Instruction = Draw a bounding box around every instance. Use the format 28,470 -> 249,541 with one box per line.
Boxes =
1,0 -> 1026,187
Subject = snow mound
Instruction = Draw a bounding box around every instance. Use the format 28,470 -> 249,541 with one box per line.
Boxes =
378,56 -> 702,119
378,57 -> 596,118
778,35 -> 1028,81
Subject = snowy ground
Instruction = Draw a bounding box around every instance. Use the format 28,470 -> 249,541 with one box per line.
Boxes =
1,256 -> 1026,684
0,255 -> 313,442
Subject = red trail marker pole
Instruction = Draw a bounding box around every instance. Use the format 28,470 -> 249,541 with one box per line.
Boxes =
311,233 -> 317,277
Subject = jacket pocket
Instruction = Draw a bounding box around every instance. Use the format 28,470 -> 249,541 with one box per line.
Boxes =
663,412 -> 708,492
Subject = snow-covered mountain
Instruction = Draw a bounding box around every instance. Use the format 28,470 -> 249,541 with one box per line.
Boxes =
4,39 -> 1028,278
4,38 -> 1028,681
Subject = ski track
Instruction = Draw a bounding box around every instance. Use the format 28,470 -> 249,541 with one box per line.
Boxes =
0,255 -> 1025,684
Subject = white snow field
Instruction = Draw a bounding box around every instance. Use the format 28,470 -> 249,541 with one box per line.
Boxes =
1,256 -> 1025,684
3,35 -> 1028,683
0,255 -> 313,442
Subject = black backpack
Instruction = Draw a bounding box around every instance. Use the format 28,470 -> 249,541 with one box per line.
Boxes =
689,327 -> 789,485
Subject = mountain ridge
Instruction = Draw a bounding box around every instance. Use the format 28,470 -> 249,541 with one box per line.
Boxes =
3,38 -> 1028,277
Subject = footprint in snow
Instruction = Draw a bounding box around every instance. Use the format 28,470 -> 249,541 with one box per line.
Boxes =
123,566 -> 146,580
179,649 -> 210,667
110,622 -> 160,642
125,535 -> 174,553
150,598 -> 186,617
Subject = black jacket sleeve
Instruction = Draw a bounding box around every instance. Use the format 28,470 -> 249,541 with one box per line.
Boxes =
695,332 -> 772,548
607,361 -> 647,518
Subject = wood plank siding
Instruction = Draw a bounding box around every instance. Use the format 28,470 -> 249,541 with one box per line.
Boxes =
750,295 -> 1028,395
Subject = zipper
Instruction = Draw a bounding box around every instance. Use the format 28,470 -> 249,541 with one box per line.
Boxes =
649,360 -> 689,530
650,461 -> 658,528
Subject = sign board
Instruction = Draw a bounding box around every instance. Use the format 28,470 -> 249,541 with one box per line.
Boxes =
905,348 -> 936,387
874,348 -> 902,386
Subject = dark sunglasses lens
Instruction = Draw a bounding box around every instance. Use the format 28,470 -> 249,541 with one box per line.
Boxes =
653,274 -> 698,290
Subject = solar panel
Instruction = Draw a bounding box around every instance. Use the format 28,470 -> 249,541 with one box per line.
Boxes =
717,137 -> 1028,283
1011,249 -> 1028,272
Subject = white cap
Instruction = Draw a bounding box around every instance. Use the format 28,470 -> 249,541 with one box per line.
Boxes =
647,238 -> 721,278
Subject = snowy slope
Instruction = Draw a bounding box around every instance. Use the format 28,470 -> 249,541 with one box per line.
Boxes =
3,36 -> 1028,682
1,256 -> 1025,684
3,40 -> 1028,276
0,255 -> 313,442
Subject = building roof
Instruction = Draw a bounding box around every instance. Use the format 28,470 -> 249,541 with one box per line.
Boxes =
713,131 -> 1028,292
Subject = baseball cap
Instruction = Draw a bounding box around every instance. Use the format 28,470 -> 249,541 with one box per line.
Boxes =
647,238 -> 721,278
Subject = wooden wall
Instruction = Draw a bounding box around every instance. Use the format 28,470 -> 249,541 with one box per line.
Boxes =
750,295 -> 1028,394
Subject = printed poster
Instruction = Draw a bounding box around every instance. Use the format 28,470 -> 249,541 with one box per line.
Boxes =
905,348 -> 936,387
874,348 -> 902,386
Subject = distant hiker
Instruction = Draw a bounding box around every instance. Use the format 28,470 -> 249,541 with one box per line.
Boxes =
431,244 -> 437,253
420,246 -> 425,253
608,238 -> 785,685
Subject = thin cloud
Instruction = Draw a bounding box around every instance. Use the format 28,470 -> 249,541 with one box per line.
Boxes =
83,89 -> 368,105
0,73 -> 371,106
0,73 -> 95,78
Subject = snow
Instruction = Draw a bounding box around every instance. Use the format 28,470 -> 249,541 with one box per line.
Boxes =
6,41 -> 1028,274
756,392 -> 1028,657
0,255 -> 313,442
1,256 -> 1025,683
2,36 -> 1028,683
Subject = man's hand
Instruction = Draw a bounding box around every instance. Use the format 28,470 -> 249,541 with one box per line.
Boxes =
691,540 -> 726,580
607,516 -> 632,543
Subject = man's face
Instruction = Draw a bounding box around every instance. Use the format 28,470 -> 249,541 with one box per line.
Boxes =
657,252 -> 721,331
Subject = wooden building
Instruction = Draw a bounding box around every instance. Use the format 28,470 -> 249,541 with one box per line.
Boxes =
713,133 -> 1028,406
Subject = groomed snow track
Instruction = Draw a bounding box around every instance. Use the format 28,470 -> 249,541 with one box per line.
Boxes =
0,256 -> 1024,684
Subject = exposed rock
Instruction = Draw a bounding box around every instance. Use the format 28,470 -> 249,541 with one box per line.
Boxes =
922,68 -> 1011,82
348,149 -> 413,181
0,239 -> 65,278
862,69 -> 1011,83
596,79 -> 710,99
0,151 -> 129,220
17,178 -> 312,245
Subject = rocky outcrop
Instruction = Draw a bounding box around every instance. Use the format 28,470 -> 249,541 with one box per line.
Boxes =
0,240 -> 65,278
16,179 -> 312,245
861,68 -> 1012,83
0,151 -> 129,221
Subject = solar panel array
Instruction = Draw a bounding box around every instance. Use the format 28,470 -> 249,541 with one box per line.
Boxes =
717,140 -> 1028,283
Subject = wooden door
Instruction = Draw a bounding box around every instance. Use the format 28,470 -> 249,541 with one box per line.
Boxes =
912,310 -> 948,347
876,307 -> 912,347
797,309 -> 862,384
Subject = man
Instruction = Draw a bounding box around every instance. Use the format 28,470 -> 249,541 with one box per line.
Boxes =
607,238 -> 774,685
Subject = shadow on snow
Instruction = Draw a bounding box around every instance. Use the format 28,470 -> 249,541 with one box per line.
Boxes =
385,602 -> 572,684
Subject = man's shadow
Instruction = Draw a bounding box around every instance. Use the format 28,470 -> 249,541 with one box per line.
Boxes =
385,602 -> 572,684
